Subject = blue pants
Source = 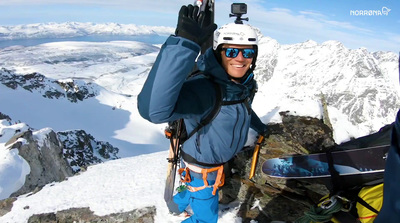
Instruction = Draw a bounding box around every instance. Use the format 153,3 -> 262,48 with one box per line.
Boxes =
173,176 -> 219,223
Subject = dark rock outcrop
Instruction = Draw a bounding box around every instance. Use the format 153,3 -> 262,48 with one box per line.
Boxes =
27,206 -> 156,223
0,198 -> 17,217
9,130 -> 74,198
220,113 -> 335,222
58,130 -> 119,173
0,68 -> 97,102
0,112 -> 11,121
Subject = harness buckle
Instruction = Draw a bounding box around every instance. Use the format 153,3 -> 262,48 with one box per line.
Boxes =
320,195 -> 353,212
320,196 -> 338,210
336,195 -> 353,212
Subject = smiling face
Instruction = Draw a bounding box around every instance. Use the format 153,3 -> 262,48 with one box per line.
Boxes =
220,44 -> 254,81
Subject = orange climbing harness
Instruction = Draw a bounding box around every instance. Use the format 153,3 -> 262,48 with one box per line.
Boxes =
178,161 -> 225,195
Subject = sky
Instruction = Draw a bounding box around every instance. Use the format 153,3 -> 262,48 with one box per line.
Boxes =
0,0 -> 399,53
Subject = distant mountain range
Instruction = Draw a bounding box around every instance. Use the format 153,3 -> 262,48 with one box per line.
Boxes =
0,22 -> 175,40
254,35 -> 399,136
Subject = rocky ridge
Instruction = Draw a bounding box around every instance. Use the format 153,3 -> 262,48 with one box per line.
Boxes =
0,112 -> 119,199
58,130 -> 119,173
0,68 -> 97,102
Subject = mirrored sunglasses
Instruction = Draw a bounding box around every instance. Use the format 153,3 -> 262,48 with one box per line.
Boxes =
222,48 -> 255,59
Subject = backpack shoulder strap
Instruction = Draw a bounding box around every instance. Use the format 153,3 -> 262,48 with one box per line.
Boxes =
220,79 -> 257,114
185,78 -> 223,140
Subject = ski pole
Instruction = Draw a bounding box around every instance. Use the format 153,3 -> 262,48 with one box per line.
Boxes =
249,135 -> 264,180
194,0 -> 214,54
195,0 -> 203,8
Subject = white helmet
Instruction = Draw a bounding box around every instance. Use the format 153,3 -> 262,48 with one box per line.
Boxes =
213,23 -> 258,50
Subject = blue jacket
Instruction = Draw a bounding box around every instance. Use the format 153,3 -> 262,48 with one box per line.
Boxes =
375,109 -> 400,222
138,35 -> 267,166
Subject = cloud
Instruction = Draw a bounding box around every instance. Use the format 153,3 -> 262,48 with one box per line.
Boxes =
323,20 -> 373,34
299,10 -> 327,19
225,2 -> 398,52
248,7 -> 325,34
385,32 -> 400,45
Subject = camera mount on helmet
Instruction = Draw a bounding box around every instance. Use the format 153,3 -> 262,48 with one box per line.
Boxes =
229,3 -> 249,24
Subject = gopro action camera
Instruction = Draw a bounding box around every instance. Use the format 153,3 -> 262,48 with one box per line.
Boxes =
230,3 -> 249,24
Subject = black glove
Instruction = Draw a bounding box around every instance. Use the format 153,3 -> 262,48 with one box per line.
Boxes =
262,129 -> 270,139
261,125 -> 271,139
175,4 -> 217,46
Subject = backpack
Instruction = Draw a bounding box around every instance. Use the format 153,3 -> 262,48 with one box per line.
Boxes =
327,126 -> 391,222
166,71 -> 223,144
297,146 -> 387,223
165,70 -> 256,166
307,182 -> 383,223
355,183 -> 383,222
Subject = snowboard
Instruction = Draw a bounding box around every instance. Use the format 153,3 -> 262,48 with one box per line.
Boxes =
262,145 -> 390,179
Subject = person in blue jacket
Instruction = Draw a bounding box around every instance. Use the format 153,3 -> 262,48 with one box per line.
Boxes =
138,4 -> 268,223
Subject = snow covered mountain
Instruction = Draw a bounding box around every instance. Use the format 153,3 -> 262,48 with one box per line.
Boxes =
254,37 -> 399,141
0,22 -> 174,40
0,23 -> 399,222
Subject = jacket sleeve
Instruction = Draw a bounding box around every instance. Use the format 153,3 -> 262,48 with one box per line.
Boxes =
250,109 -> 268,135
137,36 -> 212,123
375,110 -> 400,223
